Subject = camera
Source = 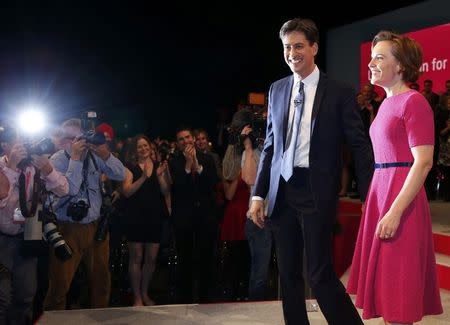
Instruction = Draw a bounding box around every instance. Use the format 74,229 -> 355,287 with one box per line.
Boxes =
158,141 -> 174,162
15,137 -> 56,169
24,137 -> 55,156
78,111 -> 106,146
227,107 -> 267,150
79,130 -> 106,146
67,199 -> 89,222
248,107 -> 267,141
40,209 -> 72,261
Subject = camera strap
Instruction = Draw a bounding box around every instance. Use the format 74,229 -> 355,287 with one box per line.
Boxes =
60,150 -> 103,210
62,150 -> 92,207
86,151 -> 103,197
81,153 -> 92,207
18,167 -> 41,218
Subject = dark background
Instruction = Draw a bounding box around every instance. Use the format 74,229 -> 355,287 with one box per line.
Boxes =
0,1 -> 424,139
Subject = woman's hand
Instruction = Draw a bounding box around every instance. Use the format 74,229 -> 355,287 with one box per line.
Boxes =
157,161 -> 168,177
376,210 -> 401,240
241,125 -> 252,136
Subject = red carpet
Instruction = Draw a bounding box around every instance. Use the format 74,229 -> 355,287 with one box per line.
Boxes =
333,199 -> 362,278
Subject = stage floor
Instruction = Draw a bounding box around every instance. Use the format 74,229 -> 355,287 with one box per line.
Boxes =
38,201 -> 450,324
38,291 -> 450,325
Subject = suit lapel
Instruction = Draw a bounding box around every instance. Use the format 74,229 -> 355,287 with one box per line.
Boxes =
282,76 -> 294,150
311,72 -> 327,137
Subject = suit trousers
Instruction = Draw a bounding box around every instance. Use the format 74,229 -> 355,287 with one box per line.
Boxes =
44,221 -> 110,310
173,210 -> 218,303
269,168 -> 362,325
0,233 -> 37,325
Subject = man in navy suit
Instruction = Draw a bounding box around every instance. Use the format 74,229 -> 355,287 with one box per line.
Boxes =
249,18 -> 373,325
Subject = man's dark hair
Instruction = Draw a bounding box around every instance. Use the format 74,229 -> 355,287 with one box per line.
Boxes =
193,129 -> 210,141
279,18 -> 319,45
175,126 -> 193,138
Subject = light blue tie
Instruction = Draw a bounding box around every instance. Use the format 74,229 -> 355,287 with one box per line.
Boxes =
281,81 -> 305,181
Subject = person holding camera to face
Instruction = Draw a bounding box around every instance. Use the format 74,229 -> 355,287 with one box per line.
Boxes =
240,125 -> 272,301
0,126 -> 69,324
43,119 -> 125,311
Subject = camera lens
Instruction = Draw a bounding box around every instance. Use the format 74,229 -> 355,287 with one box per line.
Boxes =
43,222 -> 72,261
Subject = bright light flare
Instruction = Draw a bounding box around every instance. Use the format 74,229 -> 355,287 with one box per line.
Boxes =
17,108 -> 46,135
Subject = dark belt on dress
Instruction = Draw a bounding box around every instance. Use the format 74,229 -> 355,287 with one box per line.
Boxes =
374,162 -> 413,169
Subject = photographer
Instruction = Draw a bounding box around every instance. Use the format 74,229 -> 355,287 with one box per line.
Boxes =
240,126 -> 272,301
0,126 -> 69,324
44,118 -> 125,310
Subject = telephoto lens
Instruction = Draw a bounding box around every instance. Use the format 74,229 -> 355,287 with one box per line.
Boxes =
43,222 -> 73,261
40,210 -> 73,261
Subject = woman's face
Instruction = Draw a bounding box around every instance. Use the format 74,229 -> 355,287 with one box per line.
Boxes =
136,138 -> 151,159
195,132 -> 208,151
368,40 -> 403,88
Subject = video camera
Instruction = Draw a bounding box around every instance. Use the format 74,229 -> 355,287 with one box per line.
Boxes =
227,107 -> 267,150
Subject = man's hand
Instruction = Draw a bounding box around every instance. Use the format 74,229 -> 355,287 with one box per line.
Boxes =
90,143 -> 110,161
183,144 -> 197,170
71,138 -> 87,161
31,154 -> 53,176
249,200 -> 265,228
6,144 -> 27,170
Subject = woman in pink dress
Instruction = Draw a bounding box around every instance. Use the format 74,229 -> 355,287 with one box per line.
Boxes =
347,31 -> 443,324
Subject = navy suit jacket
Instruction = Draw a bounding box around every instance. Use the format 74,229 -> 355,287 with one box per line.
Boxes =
169,151 -> 218,227
254,71 -> 374,217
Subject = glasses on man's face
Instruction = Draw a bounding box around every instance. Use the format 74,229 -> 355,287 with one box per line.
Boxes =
62,136 -> 76,142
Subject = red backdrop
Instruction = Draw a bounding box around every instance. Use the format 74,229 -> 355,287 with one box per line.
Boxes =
360,23 -> 450,95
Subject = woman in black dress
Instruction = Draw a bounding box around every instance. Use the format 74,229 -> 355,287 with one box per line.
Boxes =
121,135 -> 170,306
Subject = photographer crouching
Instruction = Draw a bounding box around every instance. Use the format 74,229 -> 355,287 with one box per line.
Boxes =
0,126 -> 69,324
43,118 -> 125,310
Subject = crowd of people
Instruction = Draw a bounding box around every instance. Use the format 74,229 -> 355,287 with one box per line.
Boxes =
0,16 -> 448,325
0,109 -> 278,324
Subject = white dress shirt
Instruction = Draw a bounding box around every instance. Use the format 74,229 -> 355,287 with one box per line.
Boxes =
251,66 -> 320,203
0,156 -> 69,235
286,65 -> 319,168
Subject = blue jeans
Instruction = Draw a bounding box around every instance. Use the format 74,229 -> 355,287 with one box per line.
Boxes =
245,219 -> 272,300
0,233 -> 37,325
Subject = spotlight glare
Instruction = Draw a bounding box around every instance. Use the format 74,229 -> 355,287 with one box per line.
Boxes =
18,108 -> 46,135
